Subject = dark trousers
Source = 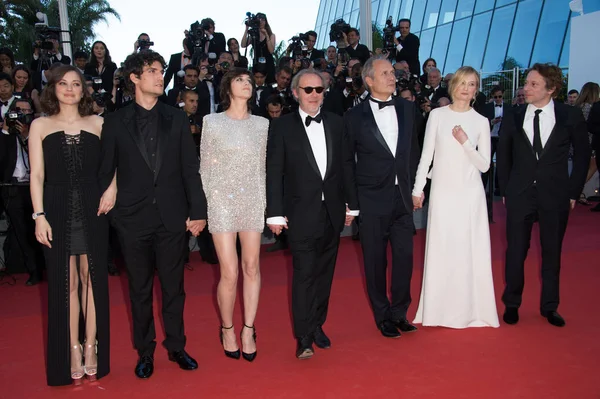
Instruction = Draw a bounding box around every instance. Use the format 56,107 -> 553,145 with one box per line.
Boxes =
360,187 -> 414,325
482,137 -> 499,192
289,203 -> 340,339
502,187 -> 569,313
1,185 -> 43,276
116,205 -> 187,356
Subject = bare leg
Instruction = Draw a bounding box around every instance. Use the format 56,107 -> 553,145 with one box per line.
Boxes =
68,256 -> 83,379
212,232 -> 240,352
586,157 -> 597,183
79,255 -> 97,375
238,231 -> 261,354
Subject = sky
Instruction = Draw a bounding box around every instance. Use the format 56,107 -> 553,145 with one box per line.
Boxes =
93,0 -> 322,68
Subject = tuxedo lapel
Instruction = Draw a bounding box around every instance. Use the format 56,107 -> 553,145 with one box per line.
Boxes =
516,107 -> 536,158
155,103 -> 172,182
322,113 -> 333,180
294,112 -> 321,179
122,105 -> 152,170
362,102 -> 393,157
394,100 -> 405,157
540,103 -> 567,159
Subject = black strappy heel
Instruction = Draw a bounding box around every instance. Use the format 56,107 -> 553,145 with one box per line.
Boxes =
220,325 -> 241,360
241,324 -> 257,362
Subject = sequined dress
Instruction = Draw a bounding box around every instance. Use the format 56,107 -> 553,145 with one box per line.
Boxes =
42,131 -> 109,386
200,113 -> 269,233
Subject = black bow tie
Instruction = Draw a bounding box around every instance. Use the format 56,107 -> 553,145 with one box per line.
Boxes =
0,101 -> 8,107
495,104 -> 502,107
370,97 -> 394,110
183,54 -> 191,60
305,114 -> 322,127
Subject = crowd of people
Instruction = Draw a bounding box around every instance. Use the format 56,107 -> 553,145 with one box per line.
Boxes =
0,14 -> 598,388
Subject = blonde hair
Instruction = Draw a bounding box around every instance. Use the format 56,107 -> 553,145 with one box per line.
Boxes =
448,66 -> 480,101
575,82 -> 600,106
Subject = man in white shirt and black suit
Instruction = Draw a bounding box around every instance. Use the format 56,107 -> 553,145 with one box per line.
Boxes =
498,63 -> 591,327
266,69 -> 359,360
164,40 -> 193,89
343,56 -> 422,338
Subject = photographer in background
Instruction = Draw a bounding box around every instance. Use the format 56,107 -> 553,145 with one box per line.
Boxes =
0,98 -> 44,285
0,73 -> 16,121
341,28 -> 370,65
73,50 -> 88,74
258,66 -> 295,116
133,32 -> 154,52
343,63 -> 368,110
394,19 -> 420,76
30,32 -> 71,74
305,31 -> 325,61
84,41 -> 118,93
85,75 -> 113,116
265,94 -> 283,120
165,39 -> 193,89
111,67 -> 134,110
227,38 -> 249,69
418,67 -> 447,115
241,12 -> 276,83
201,18 -> 226,58
168,65 -> 200,106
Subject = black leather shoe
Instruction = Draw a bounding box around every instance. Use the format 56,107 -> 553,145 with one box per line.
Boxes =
378,320 -> 401,338
168,350 -> 198,370
542,311 -> 565,327
393,319 -> 418,333
503,307 -> 519,325
313,326 -> 331,349
135,355 -> 154,379
295,336 -> 314,360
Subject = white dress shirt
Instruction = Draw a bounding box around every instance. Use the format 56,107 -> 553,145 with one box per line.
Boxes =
13,136 -> 30,182
1,96 -> 15,120
267,109 -> 359,226
369,96 -> 399,185
491,103 -> 503,137
523,99 -> 555,151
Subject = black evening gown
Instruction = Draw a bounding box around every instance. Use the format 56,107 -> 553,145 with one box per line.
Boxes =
256,38 -> 275,84
42,131 -> 109,386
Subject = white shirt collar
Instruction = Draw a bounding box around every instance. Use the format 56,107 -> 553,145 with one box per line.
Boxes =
526,98 -> 554,118
298,107 -> 321,122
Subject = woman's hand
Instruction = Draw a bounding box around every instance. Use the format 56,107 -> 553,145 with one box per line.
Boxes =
412,193 -> 425,210
452,125 -> 468,145
98,184 -> 117,215
35,218 -> 53,248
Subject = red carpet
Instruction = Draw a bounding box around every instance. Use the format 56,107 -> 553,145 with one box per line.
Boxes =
1,203 -> 599,398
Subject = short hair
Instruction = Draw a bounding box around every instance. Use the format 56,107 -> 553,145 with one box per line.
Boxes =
74,50 -> 88,60
10,97 -> 33,111
348,28 -> 360,36
528,63 -> 563,98
266,94 -> 283,107
180,89 -> 198,101
291,69 -> 325,95
276,66 -> 293,77
40,65 -> 94,116
219,68 -> 255,112
448,66 -> 480,101
219,51 -> 233,59
201,18 -> 215,27
138,32 -> 149,40
362,55 -> 390,91
428,67 -> 441,77
490,85 -> 504,95
0,72 -> 13,86
568,89 -> 579,95
400,87 -> 414,97
278,56 -> 292,69
399,18 -> 411,26
123,50 -> 166,92
183,64 -> 200,74
305,30 -> 317,39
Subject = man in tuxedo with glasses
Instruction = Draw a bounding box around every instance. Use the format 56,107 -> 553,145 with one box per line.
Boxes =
498,63 -> 591,327
267,69 -> 358,360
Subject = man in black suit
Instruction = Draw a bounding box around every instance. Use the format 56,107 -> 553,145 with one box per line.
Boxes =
587,101 -> 600,212
498,63 -> 591,327
342,28 -> 370,65
201,18 -> 226,58
394,19 -> 420,76
305,31 -> 325,61
267,69 -> 359,359
99,50 -> 208,378
29,34 -> 71,73
164,40 -> 193,89
344,56 -> 422,338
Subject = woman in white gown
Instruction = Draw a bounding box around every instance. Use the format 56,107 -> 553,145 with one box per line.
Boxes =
412,66 -> 499,328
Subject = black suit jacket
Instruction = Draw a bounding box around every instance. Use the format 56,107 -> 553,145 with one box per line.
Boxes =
394,33 -> 420,76
344,98 -> 422,216
266,111 -> 358,240
84,62 -> 118,93
483,102 -> 512,130
430,86 -> 449,104
164,52 -> 186,89
497,101 -> 591,206
207,32 -> 226,57
309,49 -> 325,62
0,134 -> 19,182
345,43 -> 370,65
99,102 -> 207,231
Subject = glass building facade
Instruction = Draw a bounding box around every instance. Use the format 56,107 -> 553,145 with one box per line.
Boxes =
313,0 -> 600,74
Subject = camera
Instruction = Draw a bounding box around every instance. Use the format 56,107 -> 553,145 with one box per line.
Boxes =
90,77 -> 112,108
245,12 -> 261,32
288,34 -> 311,71
6,110 -> 34,136
115,75 -> 126,89
329,18 -> 351,46
32,12 -> 61,52
138,39 -> 154,49
395,70 -> 419,91
382,17 -> 401,54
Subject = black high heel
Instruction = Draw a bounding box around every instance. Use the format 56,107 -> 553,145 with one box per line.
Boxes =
241,324 -> 257,362
220,325 -> 241,360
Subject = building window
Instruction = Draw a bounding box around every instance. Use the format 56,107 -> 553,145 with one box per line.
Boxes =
505,0 -> 543,68
456,0 -> 476,19
444,18 -> 471,74
463,11 -> 493,70
439,0 -> 459,25
482,4 -> 517,71
431,23 -> 452,72
530,0 -> 571,65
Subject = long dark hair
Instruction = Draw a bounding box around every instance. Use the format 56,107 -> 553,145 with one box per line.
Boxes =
219,68 -> 255,112
11,65 -> 33,92
89,40 -> 113,67
256,13 -> 273,38
40,65 -> 94,116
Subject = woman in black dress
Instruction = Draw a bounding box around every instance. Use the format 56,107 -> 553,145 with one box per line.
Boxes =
227,38 -> 249,69
84,41 -> 118,94
241,12 -> 276,83
29,65 -> 116,386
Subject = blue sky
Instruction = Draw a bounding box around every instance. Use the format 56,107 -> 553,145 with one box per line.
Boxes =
94,0 -> 321,66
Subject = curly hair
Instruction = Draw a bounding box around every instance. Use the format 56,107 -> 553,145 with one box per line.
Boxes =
40,65 -> 94,116
529,63 -> 563,98
122,50 -> 166,93
219,68 -> 255,112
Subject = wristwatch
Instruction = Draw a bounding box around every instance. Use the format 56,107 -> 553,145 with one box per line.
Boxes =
32,212 -> 46,220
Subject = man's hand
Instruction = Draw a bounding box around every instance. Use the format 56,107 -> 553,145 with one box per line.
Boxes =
98,184 -> 117,215
190,124 -> 199,134
570,199 -> 576,210
345,205 -> 355,226
186,218 -> 207,236
412,193 -> 425,210
267,217 -> 288,235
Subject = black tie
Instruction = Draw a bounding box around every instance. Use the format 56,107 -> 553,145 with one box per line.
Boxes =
495,104 -> 502,107
370,97 -> 394,110
0,101 -> 8,107
305,114 -> 322,127
183,54 -> 191,60
533,109 -> 543,159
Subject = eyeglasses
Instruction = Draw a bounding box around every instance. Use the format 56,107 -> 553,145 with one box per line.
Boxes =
299,86 -> 324,94
493,95 -> 503,99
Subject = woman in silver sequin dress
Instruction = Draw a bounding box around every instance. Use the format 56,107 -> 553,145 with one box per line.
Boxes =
200,68 -> 269,361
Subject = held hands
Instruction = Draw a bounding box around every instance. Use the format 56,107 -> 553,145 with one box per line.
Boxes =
97,185 -> 117,216
186,218 -> 207,237
35,218 -> 53,248
345,206 -> 355,226
452,125 -> 468,145
267,217 -> 288,235
412,192 -> 425,210
570,199 -> 576,210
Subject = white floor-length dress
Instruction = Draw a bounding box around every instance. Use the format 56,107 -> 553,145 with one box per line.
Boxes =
412,106 -> 499,328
